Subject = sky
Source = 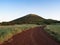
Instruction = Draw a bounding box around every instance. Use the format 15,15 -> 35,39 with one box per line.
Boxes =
0,0 -> 60,22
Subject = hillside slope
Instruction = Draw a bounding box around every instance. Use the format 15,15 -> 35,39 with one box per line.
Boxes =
2,27 -> 60,45
10,14 -> 44,24
0,14 -> 60,25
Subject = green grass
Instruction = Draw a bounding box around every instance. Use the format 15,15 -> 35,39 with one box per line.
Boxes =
0,24 -> 38,44
45,25 -> 60,43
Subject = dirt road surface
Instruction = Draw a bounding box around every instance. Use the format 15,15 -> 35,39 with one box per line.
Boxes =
1,27 -> 60,45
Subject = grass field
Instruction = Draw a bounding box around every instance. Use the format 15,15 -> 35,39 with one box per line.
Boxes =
0,24 -> 38,44
45,25 -> 60,43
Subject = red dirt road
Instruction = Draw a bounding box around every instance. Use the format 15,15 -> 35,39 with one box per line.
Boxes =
1,27 -> 60,45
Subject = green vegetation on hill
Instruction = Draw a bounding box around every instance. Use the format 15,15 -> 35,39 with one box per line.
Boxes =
42,19 -> 60,25
10,14 -> 44,25
0,14 -> 60,25
0,14 -> 60,26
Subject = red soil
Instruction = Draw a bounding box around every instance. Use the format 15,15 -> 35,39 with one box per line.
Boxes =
1,27 -> 60,45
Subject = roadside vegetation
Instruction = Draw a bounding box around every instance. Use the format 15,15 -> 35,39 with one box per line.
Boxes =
45,25 -> 60,43
0,24 -> 38,44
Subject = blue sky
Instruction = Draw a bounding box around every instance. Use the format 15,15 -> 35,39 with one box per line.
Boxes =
0,0 -> 60,22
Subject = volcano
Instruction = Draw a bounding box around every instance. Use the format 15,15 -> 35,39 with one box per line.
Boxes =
0,14 -> 60,25
10,14 -> 44,24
